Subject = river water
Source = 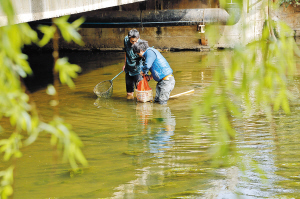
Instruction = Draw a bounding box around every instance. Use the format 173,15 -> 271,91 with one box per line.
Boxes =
1,50 -> 300,198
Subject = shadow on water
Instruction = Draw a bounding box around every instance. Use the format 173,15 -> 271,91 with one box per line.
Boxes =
23,50 -> 124,92
74,91 -> 98,99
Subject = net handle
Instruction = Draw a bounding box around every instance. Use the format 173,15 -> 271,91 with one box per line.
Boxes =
111,70 -> 123,81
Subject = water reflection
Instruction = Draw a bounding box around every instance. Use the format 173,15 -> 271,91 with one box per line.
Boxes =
94,97 -> 116,109
136,102 -> 153,126
148,105 -> 175,155
4,51 -> 300,198
111,103 -> 176,198
135,103 -> 176,155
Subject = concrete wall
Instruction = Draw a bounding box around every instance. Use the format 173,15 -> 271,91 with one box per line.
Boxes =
51,0 -> 264,51
210,2 -> 300,47
273,4 -> 300,37
214,0 -> 265,48
6,0 -> 299,50
24,0 -> 214,51
59,26 -> 206,51
24,0 -> 269,50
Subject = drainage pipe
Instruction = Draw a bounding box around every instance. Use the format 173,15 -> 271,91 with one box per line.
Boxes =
32,7 -> 241,28
74,8 -> 241,28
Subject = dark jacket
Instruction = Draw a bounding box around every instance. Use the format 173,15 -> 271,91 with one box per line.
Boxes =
124,36 -> 142,76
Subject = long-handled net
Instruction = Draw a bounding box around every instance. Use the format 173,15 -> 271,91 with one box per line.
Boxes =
94,70 -> 123,98
94,80 -> 113,98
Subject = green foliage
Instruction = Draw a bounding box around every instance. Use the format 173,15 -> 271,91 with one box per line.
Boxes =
46,84 -> 57,96
0,0 -> 14,24
0,133 -> 22,161
0,1 -> 87,198
55,57 -> 82,89
53,16 -> 85,46
194,0 -> 298,170
278,0 -> 300,7
38,15 -> 85,47
47,118 -> 88,168
0,166 -> 14,199
38,25 -> 56,47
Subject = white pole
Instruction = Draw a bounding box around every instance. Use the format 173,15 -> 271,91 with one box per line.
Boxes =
170,89 -> 195,98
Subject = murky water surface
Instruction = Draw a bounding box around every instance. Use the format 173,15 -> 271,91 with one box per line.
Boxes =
2,51 -> 300,198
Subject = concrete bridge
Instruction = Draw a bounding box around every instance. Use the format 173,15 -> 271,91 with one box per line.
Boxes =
0,0 -> 298,49
0,0 -> 146,26
0,0 -> 269,49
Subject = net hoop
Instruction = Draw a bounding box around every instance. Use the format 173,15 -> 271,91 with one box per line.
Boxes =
93,80 -> 113,98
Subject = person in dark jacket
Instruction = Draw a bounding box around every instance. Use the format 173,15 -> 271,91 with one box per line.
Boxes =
132,40 -> 175,104
123,29 -> 143,99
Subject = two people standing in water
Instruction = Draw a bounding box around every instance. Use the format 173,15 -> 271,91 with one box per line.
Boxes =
122,29 -> 175,105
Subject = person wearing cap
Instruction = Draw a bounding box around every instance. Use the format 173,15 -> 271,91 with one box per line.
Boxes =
132,40 -> 175,105
123,29 -> 143,99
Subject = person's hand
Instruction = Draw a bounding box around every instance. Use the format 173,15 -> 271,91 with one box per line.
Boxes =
145,75 -> 152,81
122,65 -> 126,71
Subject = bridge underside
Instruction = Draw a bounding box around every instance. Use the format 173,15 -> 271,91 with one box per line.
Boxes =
0,0 -> 146,26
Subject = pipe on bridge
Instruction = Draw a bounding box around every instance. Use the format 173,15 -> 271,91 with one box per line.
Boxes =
34,6 -> 241,28
77,7 -> 241,28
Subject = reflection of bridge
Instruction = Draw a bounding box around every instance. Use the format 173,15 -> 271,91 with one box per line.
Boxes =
0,0 -> 145,26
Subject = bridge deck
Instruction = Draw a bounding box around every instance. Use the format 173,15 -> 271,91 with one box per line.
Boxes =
0,0 -> 145,26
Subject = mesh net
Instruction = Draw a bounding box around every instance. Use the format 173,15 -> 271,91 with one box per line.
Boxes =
137,76 -> 151,91
93,80 -> 113,98
136,76 -> 153,102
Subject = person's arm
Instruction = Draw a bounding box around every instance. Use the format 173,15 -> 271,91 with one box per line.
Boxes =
123,53 -> 126,71
142,50 -> 156,74
123,37 -> 128,71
